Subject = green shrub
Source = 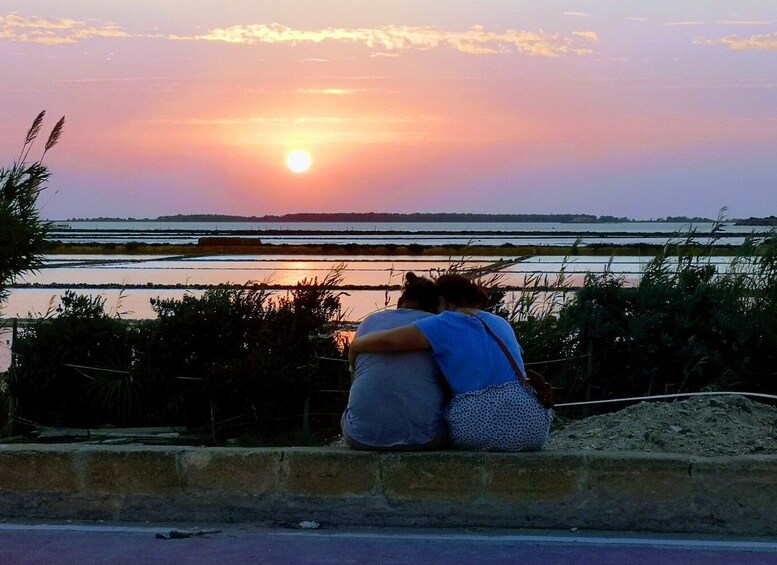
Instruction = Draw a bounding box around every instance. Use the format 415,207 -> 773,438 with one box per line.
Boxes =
10,291 -> 135,428
553,233 -> 777,403
1,112 -> 64,306
8,273 -> 350,443
133,278 -> 349,438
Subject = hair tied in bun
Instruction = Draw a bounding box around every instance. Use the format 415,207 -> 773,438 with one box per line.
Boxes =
405,272 -> 418,283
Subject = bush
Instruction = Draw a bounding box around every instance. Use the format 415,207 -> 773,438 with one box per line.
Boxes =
134,277 -> 348,439
10,291 -> 135,428
8,274 -> 351,443
1,112 -> 64,306
553,234 -> 777,403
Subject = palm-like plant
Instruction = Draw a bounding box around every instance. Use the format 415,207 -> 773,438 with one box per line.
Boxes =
0,112 -> 65,305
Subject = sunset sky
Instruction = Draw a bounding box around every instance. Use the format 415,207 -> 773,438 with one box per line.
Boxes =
1,1 -> 776,219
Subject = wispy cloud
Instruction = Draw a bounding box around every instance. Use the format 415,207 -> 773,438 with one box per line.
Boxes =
666,20 -> 772,27
572,31 -> 598,42
185,23 -> 598,57
562,12 -> 591,17
665,21 -> 707,27
157,115 -> 446,126
696,32 -> 777,51
718,20 -> 772,26
295,88 -> 366,95
0,13 -> 134,45
1,14 -> 598,57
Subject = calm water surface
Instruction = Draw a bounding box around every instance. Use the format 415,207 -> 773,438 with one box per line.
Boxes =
3,219 -> 771,371
49,221 -> 769,246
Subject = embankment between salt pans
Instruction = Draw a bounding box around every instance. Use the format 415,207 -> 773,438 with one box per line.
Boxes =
43,241 -> 750,257
1,445 -> 774,535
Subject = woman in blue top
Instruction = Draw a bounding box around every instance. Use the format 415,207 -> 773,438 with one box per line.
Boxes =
349,274 -> 551,451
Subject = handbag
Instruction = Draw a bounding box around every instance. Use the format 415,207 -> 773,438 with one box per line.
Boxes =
475,315 -> 556,409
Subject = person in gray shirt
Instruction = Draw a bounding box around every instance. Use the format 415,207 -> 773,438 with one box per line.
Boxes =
342,273 -> 448,450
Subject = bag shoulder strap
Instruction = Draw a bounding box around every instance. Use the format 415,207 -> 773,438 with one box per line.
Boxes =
474,314 -> 530,385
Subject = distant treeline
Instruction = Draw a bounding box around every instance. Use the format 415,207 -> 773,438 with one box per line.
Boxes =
65,212 -> 724,223
735,216 -> 777,226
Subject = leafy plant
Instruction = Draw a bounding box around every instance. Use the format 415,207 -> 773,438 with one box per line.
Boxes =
9,291 -> 136,429
0,112 -> 65,306
133,271 -> 349,440
555,229 -> 777,403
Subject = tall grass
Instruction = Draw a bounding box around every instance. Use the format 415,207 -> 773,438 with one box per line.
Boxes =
1,112 -> 65,306
550,227 -> 777,404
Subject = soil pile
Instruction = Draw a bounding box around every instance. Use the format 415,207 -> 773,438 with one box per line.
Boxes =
548,394 -> 777,456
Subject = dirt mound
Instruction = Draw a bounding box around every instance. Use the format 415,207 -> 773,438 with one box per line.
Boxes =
548,394 -> 777,457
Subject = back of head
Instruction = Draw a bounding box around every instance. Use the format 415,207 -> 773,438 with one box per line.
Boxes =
398,272 -> 439,313
435,273 -> 488,309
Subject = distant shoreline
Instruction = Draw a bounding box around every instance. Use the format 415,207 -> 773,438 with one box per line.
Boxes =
57,212 -> 722,224
41,241 -> 756,258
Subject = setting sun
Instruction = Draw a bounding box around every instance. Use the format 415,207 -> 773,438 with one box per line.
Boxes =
286,150 -> 312,173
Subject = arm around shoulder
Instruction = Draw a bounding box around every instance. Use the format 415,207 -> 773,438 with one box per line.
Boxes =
348,324 -> 430,367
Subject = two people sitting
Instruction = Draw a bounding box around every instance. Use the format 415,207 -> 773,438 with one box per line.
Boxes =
342,272 -> 552,452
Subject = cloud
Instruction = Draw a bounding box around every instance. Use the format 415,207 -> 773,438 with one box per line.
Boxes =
665,21 -> 707,27
573,31 -> 599,42
1,15 -> 598,57
718,20 -> 772,26
295,88 -> 366,95
0,13 -> 132,45
696,32 -> 777,51
562,12 -> 591,17
666,20 -> 773,27
166,115 -> 445,126
0,12 -> 599,57
187,23 -> 598,57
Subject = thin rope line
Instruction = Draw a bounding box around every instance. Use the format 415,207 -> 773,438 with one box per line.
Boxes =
63,363 -> 129,374
555,390 -> 777,408
316,354 -> 589,366
525,354 -> 589,366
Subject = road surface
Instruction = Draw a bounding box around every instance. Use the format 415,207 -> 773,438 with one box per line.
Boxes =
0,523 -> 775,564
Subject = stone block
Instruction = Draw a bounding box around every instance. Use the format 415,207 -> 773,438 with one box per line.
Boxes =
589,453 -> 693,502
82,447 -> 182,495
586,453 -> 694,529
484,452 -> 586,503
691,456 -> 777,534
381,452 -> 483,502
283,448 -> 379,497
0,447 -> 78,493
182,448 -> 281,495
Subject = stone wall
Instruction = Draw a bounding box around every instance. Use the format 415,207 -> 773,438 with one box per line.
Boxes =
0,445 -> 774,535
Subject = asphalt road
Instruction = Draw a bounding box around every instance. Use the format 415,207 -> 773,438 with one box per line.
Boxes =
1,523 -> 776,564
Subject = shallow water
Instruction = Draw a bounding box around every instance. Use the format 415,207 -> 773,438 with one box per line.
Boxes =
6,253 -> 742,321
49,221 -> 767,246
4,221 -> 768,371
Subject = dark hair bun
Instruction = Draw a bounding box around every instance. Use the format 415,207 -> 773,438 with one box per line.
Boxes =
398,272 -> 439,314
435,273 -> 488,309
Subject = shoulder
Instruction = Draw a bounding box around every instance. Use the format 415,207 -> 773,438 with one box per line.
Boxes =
414,311 -> 472,337
478,311 -> 516,335
479,311 -> 510,324
359,309 -> 431,335
415,311 -> 460,327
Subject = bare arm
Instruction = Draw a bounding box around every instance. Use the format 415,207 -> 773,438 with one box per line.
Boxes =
348,325 -> 431,368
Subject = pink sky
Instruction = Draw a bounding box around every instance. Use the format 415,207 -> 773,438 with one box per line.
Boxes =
1,1 -> 776,219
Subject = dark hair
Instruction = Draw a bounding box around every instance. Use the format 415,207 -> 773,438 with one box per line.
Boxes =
398,272 -> 439,313
435,274 -> 488,309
